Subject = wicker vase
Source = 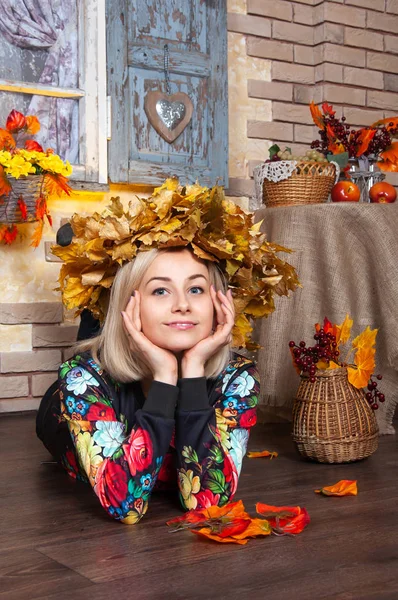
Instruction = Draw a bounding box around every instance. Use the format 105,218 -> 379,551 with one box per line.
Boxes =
292,367 -> 379,463
0,175 -> 42,223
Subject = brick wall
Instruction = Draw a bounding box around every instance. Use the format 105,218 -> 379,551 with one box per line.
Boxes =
0,303 -> 77,413
227,0 -> 398,199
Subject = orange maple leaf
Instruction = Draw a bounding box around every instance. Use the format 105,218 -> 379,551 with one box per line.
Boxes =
256,503 -> 310,535
0,165 -> 12,197
1,224 -> 18,245
322,102 -> 335,116
314,479 -> 357,496
310,101 -> 325,129
371,116 -> 398,132
44,172 -> 71,197
355,128 -> 376,157
6,109 -> 26,133
30,221 -> 44,248
377,142 -> 398,172
17,197 -> 28,221
0,127 -> 16,151
247,450 -> 278,459
25,115 -> 40,135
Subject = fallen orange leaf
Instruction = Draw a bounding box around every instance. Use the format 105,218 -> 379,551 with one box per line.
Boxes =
247,450 -> 278,459
314,479 -> 357,496
256,503 -> 310,535
193,528 -> 248,544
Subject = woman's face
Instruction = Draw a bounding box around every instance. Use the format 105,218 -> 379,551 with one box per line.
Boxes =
138,249 -> 215,353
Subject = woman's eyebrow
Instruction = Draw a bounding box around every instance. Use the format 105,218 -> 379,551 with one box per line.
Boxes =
146,274 -> 208,285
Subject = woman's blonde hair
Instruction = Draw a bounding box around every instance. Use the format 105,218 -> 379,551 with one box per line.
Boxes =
74,247 -> 231,382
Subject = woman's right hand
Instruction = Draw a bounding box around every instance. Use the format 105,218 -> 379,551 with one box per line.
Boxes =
121,291 -> 178,386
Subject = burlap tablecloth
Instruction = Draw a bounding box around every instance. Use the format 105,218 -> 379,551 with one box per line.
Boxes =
252,203 -> 398,434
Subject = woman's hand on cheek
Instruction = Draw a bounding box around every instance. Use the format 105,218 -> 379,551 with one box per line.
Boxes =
121,291 -> 178,386
181,287 -> 234,378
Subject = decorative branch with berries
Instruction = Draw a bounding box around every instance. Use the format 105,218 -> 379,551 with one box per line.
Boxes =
289,325 -> 385,410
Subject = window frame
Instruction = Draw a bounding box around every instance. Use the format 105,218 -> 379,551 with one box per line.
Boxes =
0,0 -> 108,185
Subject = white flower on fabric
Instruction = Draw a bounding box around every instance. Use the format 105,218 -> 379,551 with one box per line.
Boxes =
221,372 -> 233,394
228,429 -> 249,476
66,367 -> 100,396
224,372 -> 255,398
93,421 -> 125,457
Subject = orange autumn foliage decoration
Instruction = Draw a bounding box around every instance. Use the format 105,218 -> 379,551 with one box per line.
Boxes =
166,499 -> 309,544
0,109 -> 72,247
290,315 -> 385,409
314,480 -> 358,497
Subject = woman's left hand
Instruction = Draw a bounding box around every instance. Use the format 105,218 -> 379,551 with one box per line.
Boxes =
181,287 -> 235,378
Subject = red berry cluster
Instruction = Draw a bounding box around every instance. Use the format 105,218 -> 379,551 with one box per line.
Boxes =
365,374 -> 384,410
289,328 -> 339,383
311,114 -> 398,159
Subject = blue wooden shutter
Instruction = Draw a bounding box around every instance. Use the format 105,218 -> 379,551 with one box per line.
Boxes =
107,0 -> 228,187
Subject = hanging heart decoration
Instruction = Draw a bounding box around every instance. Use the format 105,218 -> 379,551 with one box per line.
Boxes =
144,90 -> 193,143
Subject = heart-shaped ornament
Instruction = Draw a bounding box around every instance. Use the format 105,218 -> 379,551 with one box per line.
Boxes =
144,91 -> 193,143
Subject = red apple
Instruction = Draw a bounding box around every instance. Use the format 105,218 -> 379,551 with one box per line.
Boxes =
331,181 -> 361,202
369,182 -> 397,203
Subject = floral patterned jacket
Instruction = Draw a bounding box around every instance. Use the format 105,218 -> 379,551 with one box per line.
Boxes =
55,351 -> 259,524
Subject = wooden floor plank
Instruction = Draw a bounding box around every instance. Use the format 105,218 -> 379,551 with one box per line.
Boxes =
1,412 -> 397,600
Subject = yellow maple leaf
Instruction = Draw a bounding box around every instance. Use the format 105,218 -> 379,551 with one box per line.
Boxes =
347,346 -> 376,389
352,326 -> 378,350
335,314 -> 353,346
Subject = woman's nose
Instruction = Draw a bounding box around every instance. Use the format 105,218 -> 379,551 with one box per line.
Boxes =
172,293 -> 190,312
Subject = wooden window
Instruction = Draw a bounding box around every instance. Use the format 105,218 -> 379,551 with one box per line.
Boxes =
107,0 -> 228,187
0,0 -> 107,185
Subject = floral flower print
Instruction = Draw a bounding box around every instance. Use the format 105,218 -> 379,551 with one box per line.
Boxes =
140,473 -> 153,491
123,428 -> 153,476
224,372 -> 255,398
66,367 -> 100,396
195,489 -> 220,508
75,431 -> 102,483
65,396 -> 90,417
228,429 -> 249,476
93,421 -> 125,457
178,469 -> 201,510
221,372 -> 233,393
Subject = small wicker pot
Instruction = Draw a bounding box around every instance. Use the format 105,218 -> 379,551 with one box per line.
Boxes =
263,161 -> 336,208
292,367 -> 379,463
0,175 -> 42,223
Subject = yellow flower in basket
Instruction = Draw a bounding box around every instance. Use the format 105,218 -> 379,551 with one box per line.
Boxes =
0,109 -> 73,247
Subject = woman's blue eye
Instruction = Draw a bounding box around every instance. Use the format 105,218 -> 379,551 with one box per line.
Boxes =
189,286 -> 204,294
153,288 -> 168,296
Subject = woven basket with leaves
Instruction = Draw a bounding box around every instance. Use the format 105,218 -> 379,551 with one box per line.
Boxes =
263,161 -> 336,208
292,367 -> 379,464
0,175 -> 42,223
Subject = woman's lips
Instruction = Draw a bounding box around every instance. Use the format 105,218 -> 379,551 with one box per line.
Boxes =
167,322 -> 196,330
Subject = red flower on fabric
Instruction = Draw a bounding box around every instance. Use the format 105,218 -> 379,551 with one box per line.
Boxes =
240,408 -> 257,428
104,461 -> 128,507
157,451 -> 175,483
195,489 -> 221,508
94,458 -> 111,509
86,403 -> 116,421
224,452 -> 238,496
123,427 -> 153,476
65,449 -> 79,478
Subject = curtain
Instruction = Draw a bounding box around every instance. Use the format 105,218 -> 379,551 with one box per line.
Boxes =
0,0 -> 79,163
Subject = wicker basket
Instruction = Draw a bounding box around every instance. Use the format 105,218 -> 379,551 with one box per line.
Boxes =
263,161 -> 336,208
0,175 -> 42,223
292,367 -> 379,463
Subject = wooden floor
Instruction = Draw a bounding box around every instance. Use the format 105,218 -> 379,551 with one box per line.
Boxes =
1,413 -> 398,600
